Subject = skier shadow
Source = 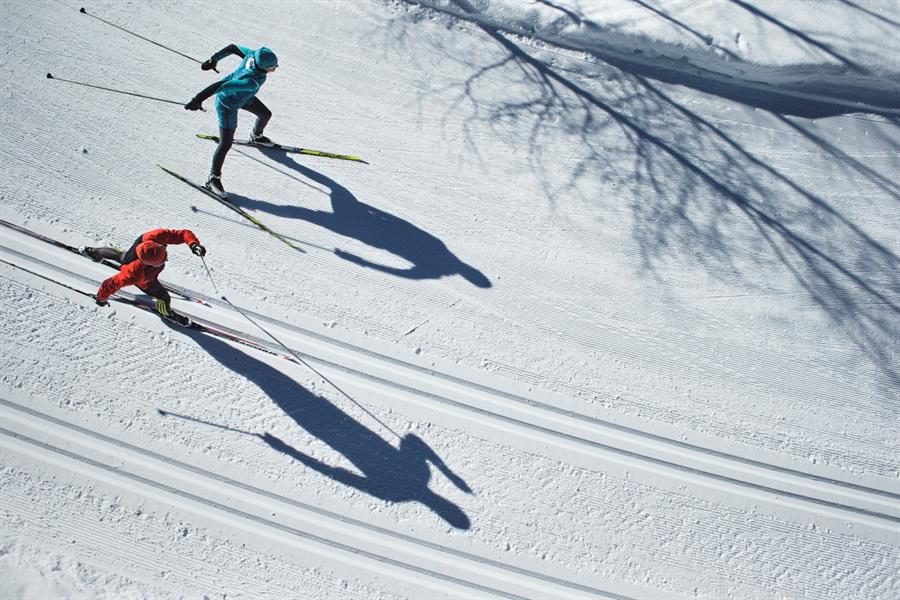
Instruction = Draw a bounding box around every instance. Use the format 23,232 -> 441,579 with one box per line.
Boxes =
183,328 -> 473,530
232,149 -> 491,288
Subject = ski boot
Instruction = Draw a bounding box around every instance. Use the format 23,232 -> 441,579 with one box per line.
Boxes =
155,299 -> 192,327
164,311 -> 193,327
78,246 -> 102,262
249,131 -> 275,147
205,174 -> 227,199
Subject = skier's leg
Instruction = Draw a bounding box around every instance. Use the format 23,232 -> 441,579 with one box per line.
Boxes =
210,127 -> 236,177
243,97 -> 272,138
211,97 -> 238,178
81,236 -> 135,264
207,121 -> 235,197
143,281 -> 190,326
85,246 -> 124,262
140,281 -> 173,316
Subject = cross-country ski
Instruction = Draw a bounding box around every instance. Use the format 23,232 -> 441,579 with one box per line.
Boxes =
196,133 -> 368,163
159,165 -> 304,252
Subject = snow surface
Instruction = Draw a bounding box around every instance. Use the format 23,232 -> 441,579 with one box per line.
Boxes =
1,0 -> 899,598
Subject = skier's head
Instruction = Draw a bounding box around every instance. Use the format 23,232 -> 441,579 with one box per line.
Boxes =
136,241 -> 167,266
254,47 -> 278,72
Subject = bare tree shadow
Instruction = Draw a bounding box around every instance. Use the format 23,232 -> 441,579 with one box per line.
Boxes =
624,0 -> 740,59
727,0 -> 869,72
385,0 -> 900,390
834,0 -> 900,29
184,328 -> 473,529
412,0 -> 900,117
229,151 -> 491,288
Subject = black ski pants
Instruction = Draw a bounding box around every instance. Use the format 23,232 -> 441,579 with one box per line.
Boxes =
211,97 -> 272,177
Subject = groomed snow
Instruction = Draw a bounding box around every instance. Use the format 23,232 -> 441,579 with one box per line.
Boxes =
1,1 -> 898,598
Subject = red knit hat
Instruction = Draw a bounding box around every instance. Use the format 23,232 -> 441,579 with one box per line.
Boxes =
136,241 -> 167,266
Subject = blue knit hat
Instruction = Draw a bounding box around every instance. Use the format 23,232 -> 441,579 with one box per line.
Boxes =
255,47 -> 278,69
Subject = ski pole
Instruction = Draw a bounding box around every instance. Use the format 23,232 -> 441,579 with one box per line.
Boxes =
46,73 -> 203,111
0,257 -> 96,298
199,256 -> 402,441
158,408 -> 261,437
199,256 -> 219,293
79,7 -> 218,73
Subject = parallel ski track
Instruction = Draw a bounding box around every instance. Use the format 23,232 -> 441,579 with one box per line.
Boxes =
0,398 -> 628,600
2,230 -> 899,530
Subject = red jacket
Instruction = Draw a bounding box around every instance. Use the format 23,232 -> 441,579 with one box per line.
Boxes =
97,228 -> 200,302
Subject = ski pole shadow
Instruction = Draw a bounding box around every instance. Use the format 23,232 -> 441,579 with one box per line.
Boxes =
183,328 -> 473,530
231,148 -> 491,288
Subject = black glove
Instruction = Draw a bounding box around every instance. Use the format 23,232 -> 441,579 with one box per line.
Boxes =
201,59 -> 217,71
184,96 -> 203,111
92,295 -> 109,307
191,243 -> 206,257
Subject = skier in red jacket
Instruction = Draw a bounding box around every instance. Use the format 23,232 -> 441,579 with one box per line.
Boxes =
80,228 -> 206,326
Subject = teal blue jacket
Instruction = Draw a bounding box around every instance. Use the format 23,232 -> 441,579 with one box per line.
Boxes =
211,45 -> 268,110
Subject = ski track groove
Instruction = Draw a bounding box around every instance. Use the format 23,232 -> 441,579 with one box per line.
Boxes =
8,205 -> 900,492
3,398 -> 898,599
3,256 -> 899,597
0,466 -> 403,600
1,242 -> 899,525
0,403 -> 627,600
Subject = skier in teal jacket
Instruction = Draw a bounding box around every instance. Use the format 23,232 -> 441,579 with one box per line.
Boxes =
185,45 -> 278,198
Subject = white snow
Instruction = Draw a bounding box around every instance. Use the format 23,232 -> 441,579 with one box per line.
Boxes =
1,0 -> 898,598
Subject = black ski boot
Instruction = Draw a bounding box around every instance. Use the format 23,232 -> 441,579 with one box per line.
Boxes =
250,131 -> 275,147
155,299 -> 192,327
205,174 -> 227,198
78,246 -> 102,262
164,311 -> 193,327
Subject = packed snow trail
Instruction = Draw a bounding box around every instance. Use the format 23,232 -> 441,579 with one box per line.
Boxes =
2,211 -> 899,599
4,230 -> 900,525
1,0 -> 899,598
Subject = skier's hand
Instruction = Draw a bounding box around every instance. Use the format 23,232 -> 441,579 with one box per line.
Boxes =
190,243 -> 206,257
201,59 -> 217,71
184,97 -> 203,111
92,295 -> 109,307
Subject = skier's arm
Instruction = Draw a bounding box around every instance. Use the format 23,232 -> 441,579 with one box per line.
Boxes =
201,44 -> 249,71
96,265 -> 139,303
210,44 -> 247,63
143,228 -> 201,248
186,79 -> 224,110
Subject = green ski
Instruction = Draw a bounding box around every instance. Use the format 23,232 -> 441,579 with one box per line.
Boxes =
158,165 -> 304,252
195,133 -> 367,164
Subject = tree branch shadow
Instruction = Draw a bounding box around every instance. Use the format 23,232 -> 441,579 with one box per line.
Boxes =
386,0 -> 900,390
727,0 -> 869,73
403,0 -> 900,117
